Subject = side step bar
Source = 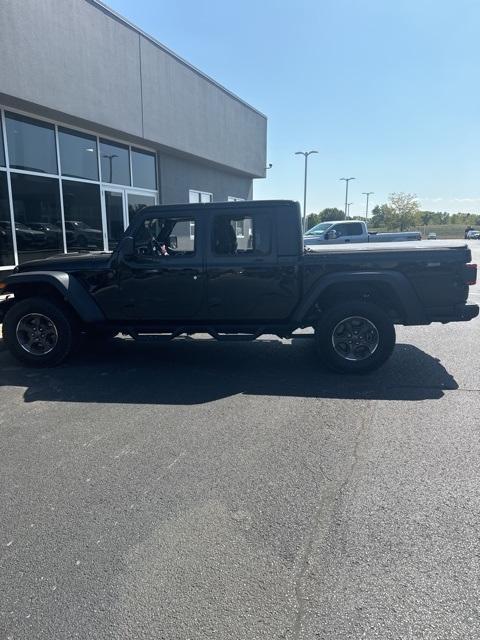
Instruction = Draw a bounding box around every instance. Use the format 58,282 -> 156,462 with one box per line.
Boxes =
128,330 -> 261,343
127,329 -> 315,343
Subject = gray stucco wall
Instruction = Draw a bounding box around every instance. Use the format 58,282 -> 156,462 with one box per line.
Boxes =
0,0 -> 266,177
159,154 -> 253,204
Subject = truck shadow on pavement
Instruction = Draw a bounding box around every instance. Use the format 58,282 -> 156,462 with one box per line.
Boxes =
0,336 -> 458,404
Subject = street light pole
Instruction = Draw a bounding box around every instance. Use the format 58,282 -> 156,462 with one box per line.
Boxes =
102,154 -> 118,183
362,192 -> 374,222
295,150 -> 318,232
347,202 -> 353,217
340,177 -> 355,219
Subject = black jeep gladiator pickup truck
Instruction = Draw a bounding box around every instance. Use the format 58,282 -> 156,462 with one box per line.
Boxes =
0,200 -> 478,373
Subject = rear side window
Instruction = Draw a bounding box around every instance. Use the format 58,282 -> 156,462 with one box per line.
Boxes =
134,217 -> 195,258
212,214 -> 271,256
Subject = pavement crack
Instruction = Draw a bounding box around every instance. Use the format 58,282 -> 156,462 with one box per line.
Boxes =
291,402 -> 377,640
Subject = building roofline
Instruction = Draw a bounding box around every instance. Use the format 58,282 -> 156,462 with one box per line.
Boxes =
87,0 -> 267,120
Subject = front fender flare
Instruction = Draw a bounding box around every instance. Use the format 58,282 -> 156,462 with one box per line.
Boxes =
4,271 -> 105,324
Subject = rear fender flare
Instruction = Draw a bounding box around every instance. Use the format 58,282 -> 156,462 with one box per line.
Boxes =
294,271 -> 427,325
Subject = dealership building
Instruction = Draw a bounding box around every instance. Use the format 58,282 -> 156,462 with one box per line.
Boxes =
0,0 -> 267,271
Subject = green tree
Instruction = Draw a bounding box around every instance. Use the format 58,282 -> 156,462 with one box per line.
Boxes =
305,213 -> 322,229
420,211 -> 432,226
385,192 -> 419,231
306,207 -> 345,230
370,204 -> 391,228
439,212 -> 450,225
318,207 -> 345,222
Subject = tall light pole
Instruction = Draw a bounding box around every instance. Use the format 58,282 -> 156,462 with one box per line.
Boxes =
102,153 -> 118,183
347,202 -> 353,217
362,192 -> 374,222
295,150 -> 318,232
340,177 -> 355,219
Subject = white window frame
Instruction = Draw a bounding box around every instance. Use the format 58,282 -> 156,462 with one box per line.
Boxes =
189,189 -> 213,204
227,196 -> 245,202
0,105 -> 159,266
234,219 -> 245,238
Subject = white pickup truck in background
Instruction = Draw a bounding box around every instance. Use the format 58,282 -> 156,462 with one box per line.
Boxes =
304,220 -> 422,245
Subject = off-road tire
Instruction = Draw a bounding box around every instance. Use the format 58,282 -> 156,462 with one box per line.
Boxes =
315,301 -> 396,374
3,297 -> 78,367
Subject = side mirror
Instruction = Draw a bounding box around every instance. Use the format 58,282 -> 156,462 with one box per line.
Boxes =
325,229 -> 338,240
118,235 -> 134,258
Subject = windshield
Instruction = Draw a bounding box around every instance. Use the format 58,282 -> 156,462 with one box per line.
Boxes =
305,222 -> 332,235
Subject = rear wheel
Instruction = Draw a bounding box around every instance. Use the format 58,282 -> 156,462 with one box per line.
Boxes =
3,297 -> 78,367
314,301 -> 396,373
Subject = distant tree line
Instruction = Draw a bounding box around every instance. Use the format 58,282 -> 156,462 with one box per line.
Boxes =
307,193 -> 480,231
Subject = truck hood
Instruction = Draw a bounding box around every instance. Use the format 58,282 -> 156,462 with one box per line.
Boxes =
15,251 -> 113,273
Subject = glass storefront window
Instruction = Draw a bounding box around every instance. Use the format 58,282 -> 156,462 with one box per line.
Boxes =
62,180 -> 103,251
100,139 -> 130,186
127,193 -> 156,224
10,174 -> 63,264
132,148 -> 157,190
105,191 -> 124,251
59,128 -> 98,181
6,112 -> 58,175
0,173 -> 15,266
0,126 -> 5,167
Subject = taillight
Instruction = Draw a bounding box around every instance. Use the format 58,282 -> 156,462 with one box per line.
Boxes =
464,263 -> 477,286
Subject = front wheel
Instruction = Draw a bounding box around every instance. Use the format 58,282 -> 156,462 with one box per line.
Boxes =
314,301 -> 396,374
3,297 -> 78,367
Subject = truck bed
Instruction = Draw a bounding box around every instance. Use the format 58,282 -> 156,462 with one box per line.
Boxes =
305,240 -> 471,261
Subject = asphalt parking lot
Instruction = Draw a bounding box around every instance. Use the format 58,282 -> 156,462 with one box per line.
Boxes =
1,242 -> 479,640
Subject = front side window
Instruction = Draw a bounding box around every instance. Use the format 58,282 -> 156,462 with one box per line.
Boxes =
131,148 -> 157,190
332,223 -> 363,237
10,174 -> 63,263
59,128 -> 98,181
6,112 -> 58,174
62,180 -> 103,251
134,217 -> 195,258
212,214 -> 270,256
0,173 -> 15,265
100,139 -> 130,185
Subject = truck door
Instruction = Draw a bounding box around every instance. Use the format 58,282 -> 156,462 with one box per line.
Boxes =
330,221 -> 366,243
104,213 -> 205,321
206,209 -> 296,321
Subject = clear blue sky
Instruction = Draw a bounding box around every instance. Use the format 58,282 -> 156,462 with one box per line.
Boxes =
107,0 -> 479,215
